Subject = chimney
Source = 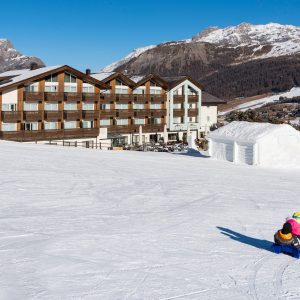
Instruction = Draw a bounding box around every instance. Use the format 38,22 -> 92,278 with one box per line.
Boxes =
86,68 -> 91,75
30,62 -> 40,70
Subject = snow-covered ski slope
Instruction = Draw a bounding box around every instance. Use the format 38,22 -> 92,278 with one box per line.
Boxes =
0,141 -> 300,299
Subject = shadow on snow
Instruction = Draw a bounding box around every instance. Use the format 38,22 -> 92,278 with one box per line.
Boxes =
172,148 -> 210,158
217,226 -> 274,252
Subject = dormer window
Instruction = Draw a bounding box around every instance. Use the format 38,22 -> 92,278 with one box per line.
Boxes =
115,79 -> 124,86
64,73 -> 77,83
45,74 -> 58,82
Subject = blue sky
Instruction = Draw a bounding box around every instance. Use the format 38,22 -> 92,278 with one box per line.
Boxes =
1,0 -> 299,72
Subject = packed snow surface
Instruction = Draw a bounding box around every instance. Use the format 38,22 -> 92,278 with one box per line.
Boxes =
1,141 -> 300,299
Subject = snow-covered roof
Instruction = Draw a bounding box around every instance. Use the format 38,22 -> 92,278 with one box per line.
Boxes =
0,66 -> 62,89
209,121 -> 298,143
91,72 -> 115,81
129,75 -> 145,83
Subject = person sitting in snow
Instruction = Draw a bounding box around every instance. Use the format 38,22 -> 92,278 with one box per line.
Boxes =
274,212 -> 300,248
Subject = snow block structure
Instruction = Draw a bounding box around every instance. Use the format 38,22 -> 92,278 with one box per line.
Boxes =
272,243 -> 300,259
208,121 -> 300,166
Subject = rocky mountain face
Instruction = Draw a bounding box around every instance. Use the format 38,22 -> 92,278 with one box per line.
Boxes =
102,23 -> 300,100
0,39 -> 44,73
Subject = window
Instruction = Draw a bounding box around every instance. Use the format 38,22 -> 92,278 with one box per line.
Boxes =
83,85 -> 94,93
116,118 -> 128,126
45,74 -> 58,82
133,103 -> 145,109
115,87 -> 128,94
188,87 -> 197,95
100,104 -> 110,110
116,103 -> 128,110
25,83 -> 38,92
189,117 -> 196,122
64,73 -> 77,83
2,103 -> 17,111
24,103 -> 38,111
1,123 -> 17,131
44,103 -> 58,111
45,85 -> 58,92
44,122 -> 58,130
82,120 -> 93,129
115,79 -> 125,86
64,103 -> 77,110
134,118 -> 145,125
150,103 -> 161,109
100,119 -> 110,126
82,103 -> 94,110
153,118 -> 161,124
150,88 -> 161,95
24,122 -> 38,131
133,88 -> 145,95
150,81 -> 158,86
64,85 -> 77,92
64,121 -> 77,129
173,103 -> 182,109
189,103 -> 197,109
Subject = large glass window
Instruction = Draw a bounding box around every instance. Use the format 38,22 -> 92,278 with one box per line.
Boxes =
133,103 -> 145,109
64,73 -> 77,83
24,103 -> 38,111
45,74 -> 58,82
83,85 -> 94,93
134,118 -> 145,125
115,103 -> 128,110
100,119 -> 110,126
24,122 -> 38,131
44,103 -> 58,111
150,88 -> 161,95
64,85 -> 77,92
100,104 -> 110,110
133,88 -> 145,95
45,85 -> 58,92
1,123 -> 17,131
25,83 -> 38,92
116,118 -> 128,126
82,103 -> 94,110
115,87 -> 128,94
64,121 -> 77,129
154,118 -> 161,124
150,103 -> 161,109
64,103 -> 77,110
2,103 -> 17,111
82,120 -> 93,128
44,122 -> 58,130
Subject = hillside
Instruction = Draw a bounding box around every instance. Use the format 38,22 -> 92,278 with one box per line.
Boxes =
102,23 -> 300,99
1,141 -> 300,299
0,39 -> 44,72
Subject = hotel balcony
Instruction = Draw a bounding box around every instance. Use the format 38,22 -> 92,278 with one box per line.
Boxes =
116,110 -> 134,118
23,92 -> 43,102
82,110 -> 100,120
151,109 -> 167,117
100,94 -> 113,104
115,94 -> 133,103
45,92 -> 64,102
188,108 -> 198,117
173,95 -> 185,103
100,109 -> 116,118
23,111 -> 43,122
82,93 -> 100,103
63,110 -> 82,120
64,92 -> 82,102
132,95 -> 148,103
108,125 -> 137,134
0,128 -> 99,142
1,111 -> 22,123
143,124 -> 164,133
149,94 -> 166,103
173,109 -> 185,117
188,95 -> 198,103
44,111 -> 63,121
133,109 -> 151,117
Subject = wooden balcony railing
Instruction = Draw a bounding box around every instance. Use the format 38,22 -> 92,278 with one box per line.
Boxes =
23,92 -> 43,102
1,111 -> 22,123
45,92 -> 64,102
0,128 -> 99,142
188,108 -> 198,117
63,110 -> 82,120
82,110 -> 100,120
100,94 -> 114,103
115,94 -> 133,103
100,109 -> 116,118
151,109 -> 167,117
143,124 -> 164,133
173,109 -> 185,117
173,95 -> 185,103
82,93 -> 100,103
149,95 -> 166,103
188,95 -> 198,103
132,95 -> 148,103
108,125 -> 138,134
133,109 -> 151,117
64,93 -> 82,102
23,111 -> 43,122
44,111 -> 63,121
116,110 -> 134,118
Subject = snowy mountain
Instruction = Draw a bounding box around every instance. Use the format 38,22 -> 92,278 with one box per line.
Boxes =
0,39 -> 44,73
102,23 -> 300,99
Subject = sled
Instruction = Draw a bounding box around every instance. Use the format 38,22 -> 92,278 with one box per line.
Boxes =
272,243 -> 300,259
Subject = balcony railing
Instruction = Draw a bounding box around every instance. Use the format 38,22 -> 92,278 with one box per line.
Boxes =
173,109 -> 185,117
23,92 -> 43,102
116,110 -> 134,118
1,111 -> 22,123
100,109 -> 116,118
173,95 -> 185,103
23,111 -> 43,122
151,109 -> 167,117
100,94 -> 114,103
132,95 -> 148,103
82,110 -> 100,120
64,93 -> 82,102
188,95 -> 198,103
143,124 -> 164,133
149,95 -> 166,103
63,110 -> 82,120
44,111 -> 63,121
133,109 -> 151,117
82,93 -> 100,103
0,128 -> 99,142
115,94 -> 132,103
108,125 -> 138,134
188,108 -> 198,117
45,92 -> 64,102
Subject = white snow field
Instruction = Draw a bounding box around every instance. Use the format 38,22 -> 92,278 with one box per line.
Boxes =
0,141 -> 300,300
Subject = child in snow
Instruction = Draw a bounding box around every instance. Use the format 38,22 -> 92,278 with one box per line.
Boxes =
274,212 -> 300,248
